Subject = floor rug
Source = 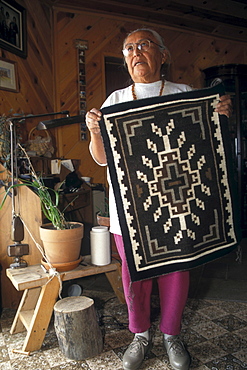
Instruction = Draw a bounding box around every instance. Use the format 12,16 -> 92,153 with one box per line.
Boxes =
100,84 -> 241,282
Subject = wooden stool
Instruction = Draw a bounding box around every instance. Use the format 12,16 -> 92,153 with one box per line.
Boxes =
54,296 -> 103,360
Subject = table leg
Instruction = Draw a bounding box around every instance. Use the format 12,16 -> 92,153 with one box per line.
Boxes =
10,287 -> 42,335
21,276 -> 60,352
105,265 -> 125,304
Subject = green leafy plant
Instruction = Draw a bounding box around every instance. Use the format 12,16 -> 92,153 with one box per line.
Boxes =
0,112 -> 22,169
0,145 -> 76,230
96,196 -> 109,217
0,114 -> 11,167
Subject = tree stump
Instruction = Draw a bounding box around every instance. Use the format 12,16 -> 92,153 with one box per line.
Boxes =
54,296 -> 103,360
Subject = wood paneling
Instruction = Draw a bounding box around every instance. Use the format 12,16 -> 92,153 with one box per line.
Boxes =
45,0 -> 247,43
0,0 -> 54,118
53,9 -> 247,186
0,164 -> 43,308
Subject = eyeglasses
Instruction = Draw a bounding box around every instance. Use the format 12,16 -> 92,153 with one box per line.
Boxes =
122,39 -> 163,57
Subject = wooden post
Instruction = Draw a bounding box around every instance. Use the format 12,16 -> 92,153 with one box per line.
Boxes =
54,296 -> 103,360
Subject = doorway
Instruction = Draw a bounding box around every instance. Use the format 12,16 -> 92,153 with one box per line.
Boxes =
105,56 -> 131,98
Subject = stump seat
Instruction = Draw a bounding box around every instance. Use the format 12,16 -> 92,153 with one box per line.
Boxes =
54,296 -> 103,360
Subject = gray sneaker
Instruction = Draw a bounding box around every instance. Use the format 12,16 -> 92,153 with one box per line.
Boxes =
164,335 -> 190,370
123,335 -> 152,370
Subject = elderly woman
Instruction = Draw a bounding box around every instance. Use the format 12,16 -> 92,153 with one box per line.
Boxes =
86,28 -> 232,370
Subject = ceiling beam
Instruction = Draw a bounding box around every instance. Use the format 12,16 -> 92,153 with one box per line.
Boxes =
43,0 -> 247,43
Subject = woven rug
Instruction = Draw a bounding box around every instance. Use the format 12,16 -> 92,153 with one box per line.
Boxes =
100,84 -> 241,282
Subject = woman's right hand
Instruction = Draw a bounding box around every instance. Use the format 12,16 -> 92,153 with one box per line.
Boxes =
85,108 -> 102,135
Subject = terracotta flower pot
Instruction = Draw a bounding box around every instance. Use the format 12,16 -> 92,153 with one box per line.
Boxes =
41,255 -> 83,272
96,213 -> 119,257
39,222 -> 84,270
96,213 -> 110,227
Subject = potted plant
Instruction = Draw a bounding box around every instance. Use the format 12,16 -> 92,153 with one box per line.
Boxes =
0,112 -> 23,169
0,145 -> 84,272
0,114 -> 11,166
96,197 -> 110,227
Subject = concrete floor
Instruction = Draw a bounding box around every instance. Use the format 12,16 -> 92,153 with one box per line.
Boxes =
188,239 -> 247,302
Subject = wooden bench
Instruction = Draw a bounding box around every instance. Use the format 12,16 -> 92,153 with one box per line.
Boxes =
6,256 -> 124,353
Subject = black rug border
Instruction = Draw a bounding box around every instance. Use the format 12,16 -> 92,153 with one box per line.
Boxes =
101,83 -> 225,116
100,83 -> 242,282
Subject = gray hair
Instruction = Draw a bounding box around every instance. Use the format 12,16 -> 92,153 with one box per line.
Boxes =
123,28 -> 171,78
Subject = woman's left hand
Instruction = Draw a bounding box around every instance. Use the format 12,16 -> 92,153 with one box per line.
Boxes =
215,95 -> 232,118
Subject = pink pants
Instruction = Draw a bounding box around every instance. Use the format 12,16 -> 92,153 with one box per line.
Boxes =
114,234 -> 190,335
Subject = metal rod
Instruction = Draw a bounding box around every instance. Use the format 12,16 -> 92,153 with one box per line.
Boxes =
37,115 -> 84,130
9,110 -> 70,122
9,120 -> 15,215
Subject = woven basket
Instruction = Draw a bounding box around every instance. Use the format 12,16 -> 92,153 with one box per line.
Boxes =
26,127 -> 54,156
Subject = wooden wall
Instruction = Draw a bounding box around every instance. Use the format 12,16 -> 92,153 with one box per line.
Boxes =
0,164 -> 43,308
53,8 -> 247,185
0,0 -> 247,308
0,0 -> 54,126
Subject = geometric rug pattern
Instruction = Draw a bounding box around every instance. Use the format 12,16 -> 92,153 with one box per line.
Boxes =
100,84 -> 240,282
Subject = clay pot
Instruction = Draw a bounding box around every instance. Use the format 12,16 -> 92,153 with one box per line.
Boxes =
41,256 -> 83,273
39,222 -> 84,271
96,213 -> 110,227
95,213 -> 118,256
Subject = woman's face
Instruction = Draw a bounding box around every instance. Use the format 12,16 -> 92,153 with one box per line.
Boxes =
123,31 -> 167,83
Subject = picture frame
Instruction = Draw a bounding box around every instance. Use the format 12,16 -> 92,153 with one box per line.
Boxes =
0,57 -> 18,91
0,0 -> 27,58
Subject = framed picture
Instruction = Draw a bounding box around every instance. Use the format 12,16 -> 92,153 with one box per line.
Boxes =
0,57 -> 18,91
0,0 -> 27,58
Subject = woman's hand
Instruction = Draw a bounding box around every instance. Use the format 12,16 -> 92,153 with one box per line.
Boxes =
215,95 -> 232,118
86,108 -> 102,135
